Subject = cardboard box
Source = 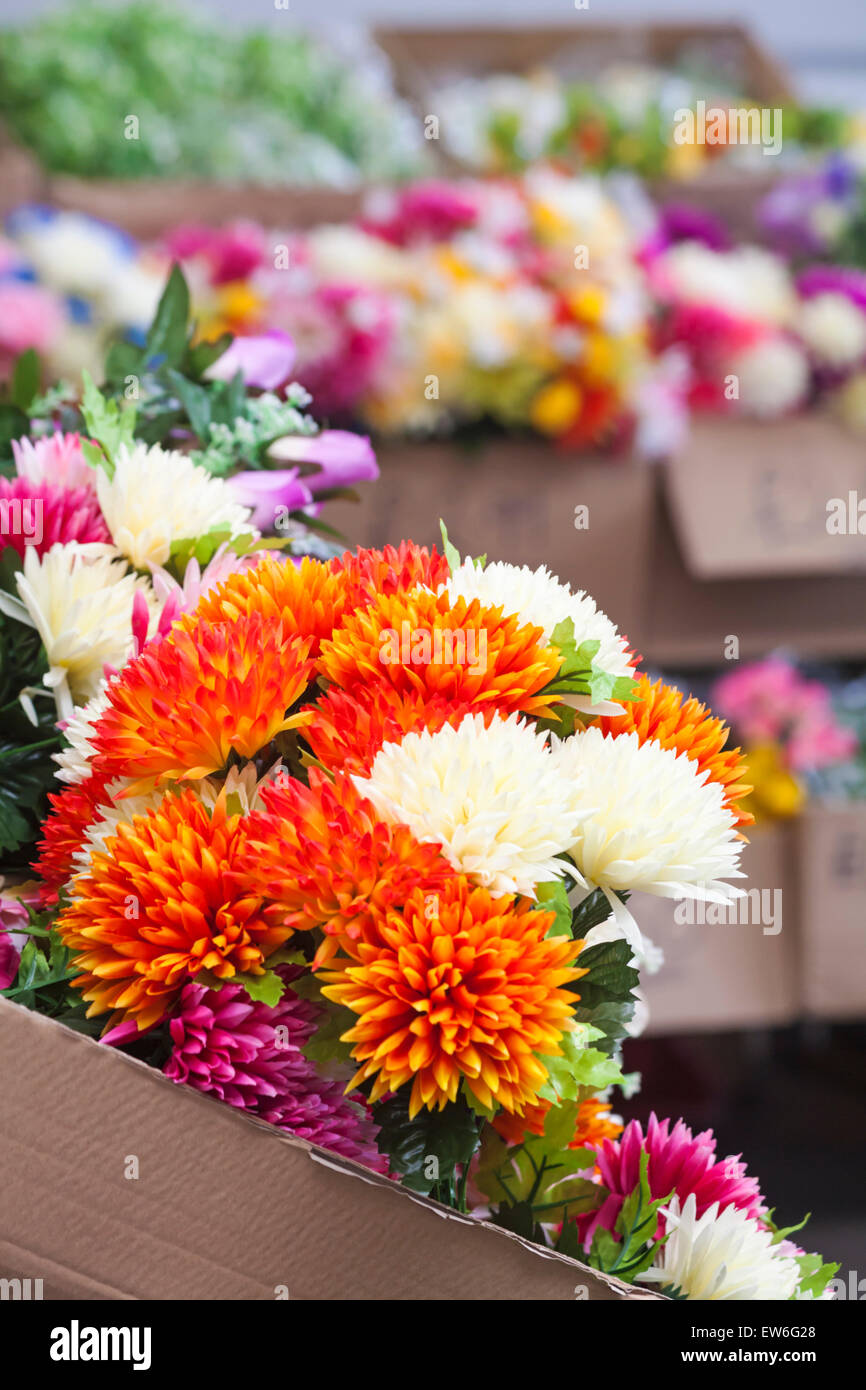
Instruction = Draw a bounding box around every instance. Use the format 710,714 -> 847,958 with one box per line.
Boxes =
796,803 -> 866,1021
375,23 -> 794,106
0,998 -> 659,1301
326,439 -> 654,654
640,824 -> 800,1035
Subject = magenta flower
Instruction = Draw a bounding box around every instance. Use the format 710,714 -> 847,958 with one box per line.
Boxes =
712,658 -> 857,771
226,469 -> 313,530
0,475 -> 110,558
162,972 -> 386,1173
268,429 -> 378,494
362,180 -> 480,246
797,266 -> 866,314
163,221 -> 267,285
205,330 -> 296,391
578,1113 -> 763,1249
0,890 -> 36,990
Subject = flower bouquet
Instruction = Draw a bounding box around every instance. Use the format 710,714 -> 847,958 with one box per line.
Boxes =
1,522 -> 837,1300
0,264 -> 377,868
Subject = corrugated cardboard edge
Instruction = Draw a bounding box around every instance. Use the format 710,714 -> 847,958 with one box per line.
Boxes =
0,998 -> 662,1301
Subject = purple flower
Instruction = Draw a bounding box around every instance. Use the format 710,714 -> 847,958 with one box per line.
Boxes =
797,266 -> 866,314
205,330 -> 296,391
226,468 -> 313,530
267,429 -> 378,495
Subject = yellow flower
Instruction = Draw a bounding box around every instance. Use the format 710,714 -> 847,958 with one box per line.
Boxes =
581,332 -> 620,387
531,378 -> 583,435
743,745 -> 805,821
568,285 -> 607,325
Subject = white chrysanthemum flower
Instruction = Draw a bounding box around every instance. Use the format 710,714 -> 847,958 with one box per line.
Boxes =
353,712 -> 588,896
10,542 -> 157,718
553,727 -> 744,904
799,292 -> 866,369
732,337 -> 809,418
442,559 -> 635,715
54,682 -> 112,784
97,442 -> 254,569
638,1196 -> 801,1301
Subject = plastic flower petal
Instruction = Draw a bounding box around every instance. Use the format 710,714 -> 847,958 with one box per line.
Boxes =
91,613 -> 315,795
328,540 -> 449,608
320,876 -> 585,1117
553,727 -> 745,902
56,787 -> 291,1032
11,542 -> 157,716
442,558 -> 636,714
303,684 -> 480,777
598,674 -> 754,829
96,441 -> 254,569
192,551 -> 350,655
0,475 -> 109,557
12,431 -> 96,492
235,770 -> 453,967
267,429 -> 379,494
163,970 -> 386,1172
353,712 -> 588,896
638,1195 -> 801,1300
319,587 -> 561,717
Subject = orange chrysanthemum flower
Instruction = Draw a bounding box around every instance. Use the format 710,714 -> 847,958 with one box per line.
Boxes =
329,541 -> 449,610
304,685 -> 489,777
57,788 -> 291,1031
598,674 -> 754,829
32,773 -> 110,904
494,1094 -> 623,1147
318,588 -> 561,718
193,552 -> 351,655
91,614 -> 315,796
234,770 -> 453,967
320,878 -> 586,1118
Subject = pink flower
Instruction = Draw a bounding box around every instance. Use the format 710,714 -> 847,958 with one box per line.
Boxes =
163,222 -> 267,285
712,659 -> 857,770
0,280 -> 64,365
226,470 -> 313,530
205,330 -> 296,391
0,888 -> 37,990
578,1113 -> 763,1250
162,971 -> 386,1172
12,432 -> 97,493
362,181 -> 480,246
268,429 -> 378,494
0,475 -> 110,558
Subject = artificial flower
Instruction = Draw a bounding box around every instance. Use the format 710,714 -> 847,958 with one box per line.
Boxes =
320,876 -> 585,1117
598,674 -> 753,828
96,441 -> 254,569
91,613 -> 315,795
638,1195 -> 801,1301
303,684 -> 477,777
56,786 -> 291,1031
236,769 -> 453,967
353,712 -> 587,897
12,431 -> 96,492
205,329 -> 296,389
192,551 -> 350,656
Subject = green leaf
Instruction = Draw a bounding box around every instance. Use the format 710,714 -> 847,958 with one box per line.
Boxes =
571,887 -> 621,937
232,969 -> 285,1008
763,1208 -> 812,1246
439,520 -> 461,574
184,332 -> 234,380
80,371 -> 137,470
0,403 -> 30,455
570,937 -> 640,1056
11,349 -> 40,412
589,1150 -> 672,1282
535,880 -> 573,938
144,263 -> 191,369
793,1252 -> 840,1300
373,1090 -> 481,1196
537,1036 -> 625,1104
163,367 -> 213,443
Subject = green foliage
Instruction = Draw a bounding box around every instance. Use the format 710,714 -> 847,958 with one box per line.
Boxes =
1,916 -> 86,1023
544,618 -> 639,708
373,1089 -> 481,1200
571,886 -> 624,937
537,1031 -> 625,1105
438,520 -> 485,575
570,938 -> 640,1056
232,969 -> 286,1009
793,1252 -> 840,1301
588,1150 -> 672,1283
0,737 -> 62,858
476,1105 -> 602,1231
143,264 -> 191,371
534,879 -> 574,938
10,349 -> 40,413
80,370 -> 137,472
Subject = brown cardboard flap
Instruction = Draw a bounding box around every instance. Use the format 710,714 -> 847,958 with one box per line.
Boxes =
665,417 -> 866,581
0,999 -> 660,1301
642,826 -> 800,1034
